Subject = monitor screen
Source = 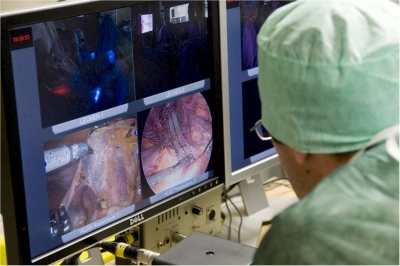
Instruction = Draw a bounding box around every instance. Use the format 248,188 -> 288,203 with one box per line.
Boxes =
222,0 -> 293,187
1,0 -> 223,264
170,3 -> 190,24
140,14 -> 153,33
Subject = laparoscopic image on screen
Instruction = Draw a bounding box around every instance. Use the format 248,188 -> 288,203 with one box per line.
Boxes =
38,0 -> 215,239
45,117 -> 141,237
45,93 -> 214,238
34,7 -> 135,128
140,93 -> 213,194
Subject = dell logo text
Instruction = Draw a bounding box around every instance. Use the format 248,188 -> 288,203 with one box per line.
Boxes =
130,214 -> 145,225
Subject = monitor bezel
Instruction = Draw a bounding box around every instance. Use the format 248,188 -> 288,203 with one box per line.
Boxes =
1,0 -> 224,264
219,0 -> 281,188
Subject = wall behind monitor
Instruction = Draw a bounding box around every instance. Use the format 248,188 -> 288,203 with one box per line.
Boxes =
0,0 -> 59,11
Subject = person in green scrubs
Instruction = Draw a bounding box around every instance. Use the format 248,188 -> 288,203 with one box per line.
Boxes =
252,0 -> 399,264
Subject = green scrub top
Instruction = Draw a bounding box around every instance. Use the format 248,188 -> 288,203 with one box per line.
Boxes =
253,139 -> 399,265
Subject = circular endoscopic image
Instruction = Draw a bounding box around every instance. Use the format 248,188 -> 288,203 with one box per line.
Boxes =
141,93 -> 213,194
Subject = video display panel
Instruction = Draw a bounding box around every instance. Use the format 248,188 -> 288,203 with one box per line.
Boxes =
45,116 -> 141,237
170,3 -> 190,24
141,14 -> 153,33
2,1 -> 221,262
226,0 -> 292,172
33,9 -> 135,128
241,78 -> 272,159
140,93 -> 213,194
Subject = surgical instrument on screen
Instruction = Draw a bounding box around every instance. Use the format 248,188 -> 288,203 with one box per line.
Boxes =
44,142 -> 93,173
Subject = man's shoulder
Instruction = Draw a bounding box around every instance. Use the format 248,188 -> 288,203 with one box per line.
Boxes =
253,145 -> 400,265
254,184 -> 399,265
288,150 -> 399,224
306,141 -> 399,214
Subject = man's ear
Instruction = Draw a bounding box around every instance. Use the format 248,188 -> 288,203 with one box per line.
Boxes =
293,150 -> 308,165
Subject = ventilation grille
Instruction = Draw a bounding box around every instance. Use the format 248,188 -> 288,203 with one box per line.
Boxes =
157,207 -> 179,224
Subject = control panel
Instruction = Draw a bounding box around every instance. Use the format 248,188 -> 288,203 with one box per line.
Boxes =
140,186 -> 223,254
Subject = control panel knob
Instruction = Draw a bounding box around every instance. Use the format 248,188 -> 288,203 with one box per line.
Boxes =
192,206 -> 203,215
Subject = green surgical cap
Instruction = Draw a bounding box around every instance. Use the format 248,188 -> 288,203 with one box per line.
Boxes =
257,0 -> 399,153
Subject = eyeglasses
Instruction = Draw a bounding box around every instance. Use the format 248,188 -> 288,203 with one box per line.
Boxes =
249,119 -> 272,141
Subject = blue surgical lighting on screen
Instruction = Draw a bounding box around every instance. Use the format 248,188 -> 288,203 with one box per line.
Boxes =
94,87 -> 101,103
107,50 -> 115,63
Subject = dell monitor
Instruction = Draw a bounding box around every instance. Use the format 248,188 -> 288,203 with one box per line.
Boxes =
1,0 -> 224,264
220,0 -> 293,215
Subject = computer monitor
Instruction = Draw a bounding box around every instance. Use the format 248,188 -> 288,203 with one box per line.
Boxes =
220,0 -> 292,215
140,14 -> 153,34
170,3 -> 190,24
1,0 -> 224,264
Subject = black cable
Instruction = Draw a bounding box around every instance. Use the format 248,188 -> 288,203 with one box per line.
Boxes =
61,232 -> 139,265
226,183 -> 238,193
263,177 -> 293,192
264,182 -> 293,191
100,241 -> 159,265
223,182 -> 245,243
262,176 -> 289,186
223,187 -> 233,240
60,252 -> 82,265
221,177 -> 292,245
226,178 -> 291,199
227,194 -> 243,244
115,231 -> 139,244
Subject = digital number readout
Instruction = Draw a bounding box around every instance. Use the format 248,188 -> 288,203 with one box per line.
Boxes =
12,34 -> 31,43
10,27 -> 33,50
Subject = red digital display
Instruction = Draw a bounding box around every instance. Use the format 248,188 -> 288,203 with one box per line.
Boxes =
12,34 -> 31,43
10,27 -> 33,50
